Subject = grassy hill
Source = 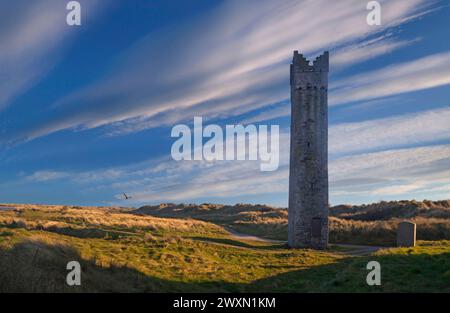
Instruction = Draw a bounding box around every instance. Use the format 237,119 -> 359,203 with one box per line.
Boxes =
134,200 -> 450,246
0,203 -> 449,292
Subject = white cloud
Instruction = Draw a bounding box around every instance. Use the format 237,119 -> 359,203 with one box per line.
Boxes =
240,105 -> 450,157
328,145 -> 450,201
217,48 -> 450,125
242,49 -> 450,123
25,171 -> 70,182
22,141 -> 450,205
9,0 -> 450,205
332,36 -> 420,68
238,102 -> 290,124
21,100 -> 450,204
21,99 -> 450,202
369,182 -> 426,196
114,144 -> 450,204
330,51 -> 450,105
0,1 -> 104,110
330,106 -> 450,155
330,145 -> 450,187
9,0 -> 431,141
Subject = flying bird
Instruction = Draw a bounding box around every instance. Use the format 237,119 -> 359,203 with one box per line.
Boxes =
123,193 -> 132,200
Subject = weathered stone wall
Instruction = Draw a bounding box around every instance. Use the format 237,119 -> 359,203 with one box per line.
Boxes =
288,51 -> 329,249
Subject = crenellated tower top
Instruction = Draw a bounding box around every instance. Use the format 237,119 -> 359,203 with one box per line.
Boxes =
292,51 -> 329,72
290,51 -> 329,87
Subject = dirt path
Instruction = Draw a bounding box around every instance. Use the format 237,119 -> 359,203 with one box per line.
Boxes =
227,228 -> 386,256
226,228 -> 284,244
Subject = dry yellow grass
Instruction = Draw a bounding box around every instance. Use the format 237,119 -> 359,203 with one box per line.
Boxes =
135,200 -> 450,245
0,203 -> 449,292
0,204 -> 227,236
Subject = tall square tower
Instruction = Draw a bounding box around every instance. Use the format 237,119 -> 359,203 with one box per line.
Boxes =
288,51 -> 329,249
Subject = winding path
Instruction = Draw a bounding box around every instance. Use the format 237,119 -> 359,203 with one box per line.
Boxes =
227,228 -> 386,256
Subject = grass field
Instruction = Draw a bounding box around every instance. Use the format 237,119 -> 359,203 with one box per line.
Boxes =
0,203 -> 449,292
135,200 -> 450,246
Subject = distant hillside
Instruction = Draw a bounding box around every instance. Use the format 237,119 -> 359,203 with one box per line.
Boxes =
134,202 -> 286,225
134,199 -> 450,220
133,203 -> 289,241
134,200 -> 450,245
330,200 -> 450,220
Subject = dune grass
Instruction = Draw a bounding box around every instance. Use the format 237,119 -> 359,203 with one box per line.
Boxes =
134,201 -> 450,245
0,204 -> 449,292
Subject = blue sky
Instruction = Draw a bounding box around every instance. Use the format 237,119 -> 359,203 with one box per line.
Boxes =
1,0 -> 450,207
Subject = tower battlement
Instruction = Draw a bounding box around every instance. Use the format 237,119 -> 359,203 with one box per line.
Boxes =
292,51 -> 329,72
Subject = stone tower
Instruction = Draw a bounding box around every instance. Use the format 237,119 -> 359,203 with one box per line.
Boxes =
288,51 -> 329,249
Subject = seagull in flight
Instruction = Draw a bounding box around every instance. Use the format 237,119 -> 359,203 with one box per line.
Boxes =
123,193 -> 132,200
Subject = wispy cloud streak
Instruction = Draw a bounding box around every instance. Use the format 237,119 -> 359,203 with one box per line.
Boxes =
0,0 -> 103,110
330,51 -> 450,105
7,0 -> 430,141
20,103 -> 450,205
